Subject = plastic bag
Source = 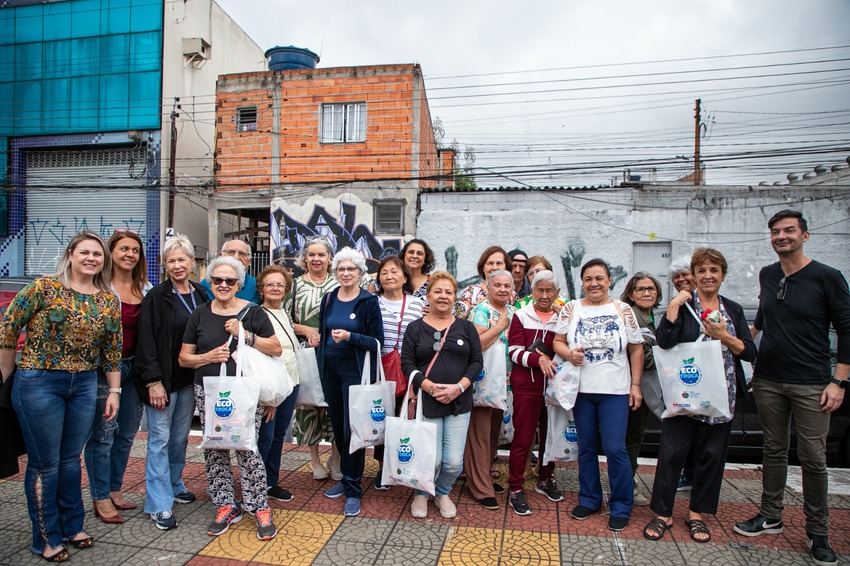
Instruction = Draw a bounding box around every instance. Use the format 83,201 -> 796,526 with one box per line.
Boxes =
542,404 -> 578,465
234,325 -> 293,407
349,344 -> 396,454
545,357 -> 579,411
499,385 -> 515,444
295,346 -> 327,407
473,341 -> 508,410
382,386 -> 438,495
653,337 -> 731,420
199,356 -> 261,452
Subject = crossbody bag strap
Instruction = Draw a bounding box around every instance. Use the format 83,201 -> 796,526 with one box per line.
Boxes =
263,307 -> 298,351
393,295 -> 407,351
424,317 -> 455,378
683,301 -> 706,333
290,277 -> 298,323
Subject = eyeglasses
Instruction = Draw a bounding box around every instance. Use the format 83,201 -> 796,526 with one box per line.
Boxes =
222,249 -> 250,258
777,276 -> 786,301
635,286 -> 657,295
336,266 -> 359,273
264,283 -> 286,289
211,276 -> 238,287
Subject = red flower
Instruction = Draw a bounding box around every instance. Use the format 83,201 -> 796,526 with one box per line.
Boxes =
700,309 -> 713,321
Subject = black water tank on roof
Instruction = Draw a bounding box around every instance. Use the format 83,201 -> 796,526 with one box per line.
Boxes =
265,46 -> 320,71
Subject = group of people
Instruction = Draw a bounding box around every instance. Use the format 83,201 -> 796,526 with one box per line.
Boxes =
0,209 -> 847,566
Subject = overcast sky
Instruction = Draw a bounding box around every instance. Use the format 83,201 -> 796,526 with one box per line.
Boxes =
214,0 -> 850,187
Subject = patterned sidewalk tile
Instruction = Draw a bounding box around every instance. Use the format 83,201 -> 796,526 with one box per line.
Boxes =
439,526 -> 504,563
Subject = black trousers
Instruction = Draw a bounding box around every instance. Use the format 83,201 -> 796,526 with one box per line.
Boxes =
649,415 -> 732,517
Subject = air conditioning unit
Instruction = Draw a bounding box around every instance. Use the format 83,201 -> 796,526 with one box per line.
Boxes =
183,38 -> 211,59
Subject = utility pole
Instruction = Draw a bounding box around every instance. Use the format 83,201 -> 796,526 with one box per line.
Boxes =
167,97 -> 180,229
693,98 -> 701,186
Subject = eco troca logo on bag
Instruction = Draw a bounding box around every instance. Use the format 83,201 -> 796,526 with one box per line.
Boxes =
214,391 -> 234,419
677,357 -> 701,386
398,437 -> 414,463
502,410 -> 512,425
477,368 -> 486,382
564,421 -> 578,443
370,399 -> 386,423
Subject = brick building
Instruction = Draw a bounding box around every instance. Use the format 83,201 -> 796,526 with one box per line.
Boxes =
212,56 -> 454,270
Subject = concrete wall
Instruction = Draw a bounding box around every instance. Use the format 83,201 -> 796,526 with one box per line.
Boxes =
161,0 -> 265,260
417,183 -> 850,310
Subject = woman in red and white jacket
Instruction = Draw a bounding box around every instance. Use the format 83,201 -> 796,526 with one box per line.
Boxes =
505,270 -> 562,516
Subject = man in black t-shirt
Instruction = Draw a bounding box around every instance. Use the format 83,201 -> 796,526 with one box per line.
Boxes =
733,210 -> 850,566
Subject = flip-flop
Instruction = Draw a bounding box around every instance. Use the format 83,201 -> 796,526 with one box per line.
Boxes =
685,518 -> 711,543
643,517 -> 673,540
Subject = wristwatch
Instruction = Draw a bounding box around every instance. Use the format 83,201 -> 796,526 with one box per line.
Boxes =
830,377 -> 848,389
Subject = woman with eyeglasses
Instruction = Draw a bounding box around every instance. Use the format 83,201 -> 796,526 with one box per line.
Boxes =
0,230 -> 122,561
289,237 -> 342,480
620,272 -> 663,507
256,265 -> 300,503
179,257 -> 282,541
317,247 -> 384,517
135,234 -> 208,530
401,271 -> 483,519
83,229 -> 149,525
643,248 -> 756,544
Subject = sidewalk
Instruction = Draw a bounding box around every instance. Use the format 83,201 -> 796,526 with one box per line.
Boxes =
1,434 -> 848,565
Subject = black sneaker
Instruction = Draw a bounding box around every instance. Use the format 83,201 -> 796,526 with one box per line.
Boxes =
267,486 -> 294,502
733,513 -> 783,537
478,497 -> 499,510
492,483 -> 505,494
207,503 -> 243,536
534,478 -> 564,502
570,505 -> 599,520
173,491 -> 196,504
150,510 -> 178,530
373,474 -> 390,491
609,516 -> 629,531
509,491 -> 532,516
807,534 -> 837,566
676,474 -> 693,491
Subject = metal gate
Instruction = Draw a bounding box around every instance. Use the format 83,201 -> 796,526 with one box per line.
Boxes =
24,147 -> 149,276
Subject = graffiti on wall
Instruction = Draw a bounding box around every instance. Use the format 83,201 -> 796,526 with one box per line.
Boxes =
27,217 -> 146,246
444,236 -> 629,299
271,201 -> 401,274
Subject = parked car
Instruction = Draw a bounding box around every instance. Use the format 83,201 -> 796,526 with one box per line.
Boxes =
641,311 -> 849,468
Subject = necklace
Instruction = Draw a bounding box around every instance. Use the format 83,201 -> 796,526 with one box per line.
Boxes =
307,271 -> 328,286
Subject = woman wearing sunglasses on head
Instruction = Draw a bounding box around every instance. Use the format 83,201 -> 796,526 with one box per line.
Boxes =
401,271 -> 483,519
179,257 -> 282,541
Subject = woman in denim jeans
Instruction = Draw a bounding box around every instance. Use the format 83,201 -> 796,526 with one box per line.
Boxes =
84,229 -> 149,524
135,234 -> 208,530
0,230 -> 123,562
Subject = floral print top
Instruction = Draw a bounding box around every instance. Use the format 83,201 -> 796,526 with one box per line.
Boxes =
0,277 -> 122,372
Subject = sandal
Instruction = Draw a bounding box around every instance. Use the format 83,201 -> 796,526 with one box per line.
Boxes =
70,535 -> 94,549
643,517 -> 673,541
41,546 -> 69,562
685,519 -> 711,543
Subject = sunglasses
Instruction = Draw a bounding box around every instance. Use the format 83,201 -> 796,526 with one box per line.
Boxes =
777,276 -> 786,301
211,276 -> 238,287
433,330 -> 444,351
113,228 -> 139,235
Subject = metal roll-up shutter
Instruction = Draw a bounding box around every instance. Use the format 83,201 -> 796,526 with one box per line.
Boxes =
25,147 -> 149,276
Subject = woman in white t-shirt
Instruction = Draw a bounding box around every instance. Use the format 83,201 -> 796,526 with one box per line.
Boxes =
553,259 -> 644,532
372,255 -> 424,489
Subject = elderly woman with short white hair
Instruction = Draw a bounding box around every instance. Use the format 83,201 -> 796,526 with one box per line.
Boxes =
179,256 -> 282,541
317,247 -> 384,518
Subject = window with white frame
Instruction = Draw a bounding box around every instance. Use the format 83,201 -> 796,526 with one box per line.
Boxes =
373,199 -> 404,234
320,102 -> 366,143
236,106 -> 257,132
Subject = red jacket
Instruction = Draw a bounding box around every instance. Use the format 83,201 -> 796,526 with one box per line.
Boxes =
508,302 -> 559,394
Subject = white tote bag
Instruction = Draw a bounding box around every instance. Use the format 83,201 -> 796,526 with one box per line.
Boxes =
295,346 -> 327,407
499,385 -> 515,444
381,387 -> 438,496
542,404 -> 578,465
200,348 -> 261,452
653,336 -> 731,420
473,341 -> 508,410
545,357 -> 579,411
349,343 -> 396,454
233,325 -> 294,407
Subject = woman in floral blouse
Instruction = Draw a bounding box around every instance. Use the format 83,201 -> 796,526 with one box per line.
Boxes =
0,230 -> 122,562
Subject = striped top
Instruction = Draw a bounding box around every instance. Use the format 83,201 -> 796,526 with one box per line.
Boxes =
377,294 -> 425,355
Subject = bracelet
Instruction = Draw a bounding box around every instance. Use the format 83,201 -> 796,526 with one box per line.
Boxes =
108,387 -> 122,394
457,382 -> 465,394
146,381 -> 162,389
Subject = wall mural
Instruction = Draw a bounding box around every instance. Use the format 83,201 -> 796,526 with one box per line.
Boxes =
271,200 -> 401,275
444,236 -> 628,300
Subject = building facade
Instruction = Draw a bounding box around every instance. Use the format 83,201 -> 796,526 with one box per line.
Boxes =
0,0 -> 264,280
213,62 -> 452,272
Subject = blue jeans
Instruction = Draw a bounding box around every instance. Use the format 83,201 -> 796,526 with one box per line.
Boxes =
258,384 -> 299,488
83,359 -> 143,500
417,411 -> 471,498
322,351 -> 366,499
12,369 -> 97,554
573,392 -> 633,519
143,384 -> 196,515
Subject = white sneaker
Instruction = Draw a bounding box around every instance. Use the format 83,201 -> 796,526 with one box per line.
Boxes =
411,494 -> 428,518
633,490 -> 650,506
434,495 -> 457,518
